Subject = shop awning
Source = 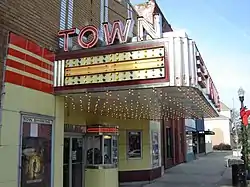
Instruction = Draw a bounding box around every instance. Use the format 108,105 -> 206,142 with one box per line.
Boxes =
204,130 -> 215,135
198,130 -> 215,135
185,126 -> 197,132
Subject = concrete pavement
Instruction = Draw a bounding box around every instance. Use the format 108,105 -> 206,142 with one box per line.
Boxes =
144,152 -> 232,187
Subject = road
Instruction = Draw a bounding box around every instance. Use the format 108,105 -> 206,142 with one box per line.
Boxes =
144,152 -> 232,187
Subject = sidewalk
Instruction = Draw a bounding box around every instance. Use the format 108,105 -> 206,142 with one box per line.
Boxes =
143,152 -> 232,187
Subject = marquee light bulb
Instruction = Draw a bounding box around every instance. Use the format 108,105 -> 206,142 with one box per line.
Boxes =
63,87 -> 216,120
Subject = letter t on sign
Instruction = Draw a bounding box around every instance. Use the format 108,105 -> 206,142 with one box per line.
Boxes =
58,28 -> 79,52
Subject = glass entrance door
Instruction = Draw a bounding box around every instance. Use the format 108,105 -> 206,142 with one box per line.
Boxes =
63,136 -> 84,187
63,137 -> 70,187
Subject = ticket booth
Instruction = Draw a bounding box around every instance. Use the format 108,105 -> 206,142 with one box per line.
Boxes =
85,125 -> 119,187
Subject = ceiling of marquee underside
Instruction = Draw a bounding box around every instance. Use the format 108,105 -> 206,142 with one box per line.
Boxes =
64,86 -> 218,120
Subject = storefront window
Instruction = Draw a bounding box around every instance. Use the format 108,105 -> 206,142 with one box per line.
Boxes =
86,134 -> 118,166
86,136 -> 103,165
151,131 -> 160,167
127,131 -> 142,159
186,133 -> 193,153
104,136 -> 112,164
166,128 -> 173,158
112,136 -> 118,164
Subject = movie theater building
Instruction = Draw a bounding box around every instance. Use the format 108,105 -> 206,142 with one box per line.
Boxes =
1,17 -> 220,187
0,2 -> 220,187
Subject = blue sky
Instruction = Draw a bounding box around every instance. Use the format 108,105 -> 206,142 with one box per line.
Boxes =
131,0 -> 250,109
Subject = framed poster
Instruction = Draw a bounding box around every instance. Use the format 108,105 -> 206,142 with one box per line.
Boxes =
186,134 -> 193,153
151,131 -> 160,167
19,114 -> 54,187
127,131 -> 142,159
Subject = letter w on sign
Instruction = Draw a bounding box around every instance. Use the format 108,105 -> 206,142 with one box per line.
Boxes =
103,19 -> 134,45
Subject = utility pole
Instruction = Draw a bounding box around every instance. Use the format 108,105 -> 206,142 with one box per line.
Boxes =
232,98 -> 240,154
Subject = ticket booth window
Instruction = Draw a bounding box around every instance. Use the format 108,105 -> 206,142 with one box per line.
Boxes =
85,125 -> 119,167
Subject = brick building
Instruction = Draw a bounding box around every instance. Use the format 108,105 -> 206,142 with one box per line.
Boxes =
0,1 -> 220,187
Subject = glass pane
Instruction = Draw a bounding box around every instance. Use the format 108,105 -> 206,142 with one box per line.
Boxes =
64,138 -> 70,164
166,128 -> 172,158
186,134 -> 193,153
72,163 -> 82,187
86,136 -> 102,165
63,165 -> 69,187
127,131 -> 142,158
104,137 -> 111,164
63,138 -> 70,187
21,123 -> 52,187
112,136 -> 118,164
152,131 -> 159,167
71,138 -> 83,163
71,138 -> 83,187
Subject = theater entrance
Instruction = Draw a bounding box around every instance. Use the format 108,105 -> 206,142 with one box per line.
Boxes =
63,136 -> 85,187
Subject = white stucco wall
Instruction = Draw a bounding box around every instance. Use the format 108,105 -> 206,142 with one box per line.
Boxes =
206,142 -> 213,153
220,110 -> 231,119
204,118 -> 231,146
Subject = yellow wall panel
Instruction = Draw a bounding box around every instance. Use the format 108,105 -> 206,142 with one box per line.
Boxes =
85,168 -> 118,187
0,83 -> 56,187
3,83 -> 55,116
53,96 -> 65,187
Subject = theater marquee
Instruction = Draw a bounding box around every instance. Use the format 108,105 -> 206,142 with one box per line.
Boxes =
54,14 -> 220,116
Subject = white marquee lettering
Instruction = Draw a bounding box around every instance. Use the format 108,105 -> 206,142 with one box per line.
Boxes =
103,19 -> 134,45
137,14 -> 162,41
58,14 -> 163,51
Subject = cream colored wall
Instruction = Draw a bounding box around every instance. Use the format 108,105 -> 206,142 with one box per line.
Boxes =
65,109 -> 152,171
85,168 -> 118,187
53,97 -> 64,187
205,142 -> 213,153
0,83 -> 59,187
204,119 -> 231,145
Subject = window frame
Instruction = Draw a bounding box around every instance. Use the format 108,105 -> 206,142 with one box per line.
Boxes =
166,127 -> 173,158
126,130 -> 143,160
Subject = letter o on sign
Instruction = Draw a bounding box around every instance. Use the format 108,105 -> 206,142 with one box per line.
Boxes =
77,26 -> 98,49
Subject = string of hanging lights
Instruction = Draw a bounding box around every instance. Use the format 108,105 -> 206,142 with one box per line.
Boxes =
64,86 -> 217,120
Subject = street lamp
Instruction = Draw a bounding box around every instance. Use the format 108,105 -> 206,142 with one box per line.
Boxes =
238,87 -> 245,109
238,87 -> 249,183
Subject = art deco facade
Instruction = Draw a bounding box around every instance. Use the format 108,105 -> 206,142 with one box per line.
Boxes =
0,1 -> 220,187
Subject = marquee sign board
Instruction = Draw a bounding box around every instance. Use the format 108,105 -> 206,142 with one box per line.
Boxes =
64,47 -> 165,85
